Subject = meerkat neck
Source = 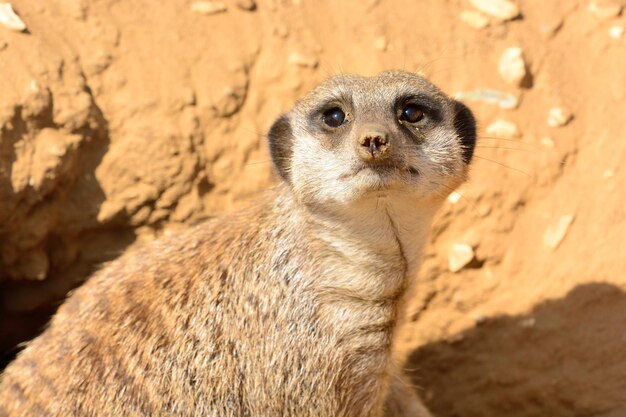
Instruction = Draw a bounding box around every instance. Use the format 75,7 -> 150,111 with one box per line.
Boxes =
270,189 -> 439,416
290,191 -> 437,302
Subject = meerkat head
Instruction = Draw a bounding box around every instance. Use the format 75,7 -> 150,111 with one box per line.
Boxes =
268,71 -> 476,208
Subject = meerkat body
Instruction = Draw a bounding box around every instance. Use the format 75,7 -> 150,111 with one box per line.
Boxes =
0,71 -> 475,417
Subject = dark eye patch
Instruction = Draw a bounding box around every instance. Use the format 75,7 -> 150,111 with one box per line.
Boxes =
308,97 -> 353,134
395,94 -> 443,124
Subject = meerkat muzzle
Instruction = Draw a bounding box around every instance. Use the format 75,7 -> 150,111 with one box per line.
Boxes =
357,124 -> 391,161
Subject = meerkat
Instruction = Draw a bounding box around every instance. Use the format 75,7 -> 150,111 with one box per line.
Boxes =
0,70 -> 476,417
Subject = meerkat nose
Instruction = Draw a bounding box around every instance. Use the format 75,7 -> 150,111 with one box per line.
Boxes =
358,125 -> 390,160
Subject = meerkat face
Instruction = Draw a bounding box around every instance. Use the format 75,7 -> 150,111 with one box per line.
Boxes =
268,71 -> 476,207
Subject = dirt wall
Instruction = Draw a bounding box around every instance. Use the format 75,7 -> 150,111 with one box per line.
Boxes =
1,0 -> 625,415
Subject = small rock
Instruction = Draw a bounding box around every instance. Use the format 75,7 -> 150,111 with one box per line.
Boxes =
448,243 -> 476,272
498,47 -> 530,86
520,317 -> 536,328
486,118 -> 521,138
0,2 -> 26,32
540,137 -> 555,147
373,36 -> 388,51
543,214 -> 575,249
547,107 -> 573,127
588,1 -> 623,20
460,10 -> 490,29
447,191 -> 462,204
455,89 -> 519,109
603,169 -> 614,179
609,25 -> 624,39
469,0 -> 520,21
0,39 -> 6,50
235,0 -> 256,11
190,1 -> 227,15
473,313 -> 488,325
288,51 -> 318,68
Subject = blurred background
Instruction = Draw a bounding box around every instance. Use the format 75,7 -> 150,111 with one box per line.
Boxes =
0,0 -> 624,415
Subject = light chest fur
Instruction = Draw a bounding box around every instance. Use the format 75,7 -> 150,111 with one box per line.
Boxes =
0,187 -> 435,416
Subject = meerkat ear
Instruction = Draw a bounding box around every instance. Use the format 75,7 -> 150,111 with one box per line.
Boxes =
267,114 -> 294,183
453,101 -> 476,164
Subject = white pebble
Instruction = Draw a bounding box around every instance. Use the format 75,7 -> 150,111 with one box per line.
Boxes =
235,0 -> 256,11
469,0 -> 520,21
190,1 -> 227,15
448,243 -> 476,272
455,89 -> 519,109
460,10 -> 490,29
447,191 -> 462,204
543,214 -> 575,249
486,119 -> 521,139
498,47 -> 529,86
609,25 -> 624,39
0,3 -> 26,32
288,52 -> 318,68
547,107 -> 573,127
588,1 -> 623,20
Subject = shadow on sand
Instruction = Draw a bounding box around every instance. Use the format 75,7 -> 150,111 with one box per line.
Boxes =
407,283 -> 626,417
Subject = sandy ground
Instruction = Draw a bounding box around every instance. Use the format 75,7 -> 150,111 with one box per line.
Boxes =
1,0 -> 625,415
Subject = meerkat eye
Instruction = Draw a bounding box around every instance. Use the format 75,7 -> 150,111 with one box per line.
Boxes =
322,108 -> 346,128
400,104 -> 424,123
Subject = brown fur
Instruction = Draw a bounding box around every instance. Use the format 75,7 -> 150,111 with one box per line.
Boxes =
0,71 -> 475,416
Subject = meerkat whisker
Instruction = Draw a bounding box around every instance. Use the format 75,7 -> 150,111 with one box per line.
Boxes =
477,136 -> 539,146
474,145 -> 536,153
472,154 -> 531,177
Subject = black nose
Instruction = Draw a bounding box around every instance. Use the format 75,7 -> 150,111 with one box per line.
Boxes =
357,125 -> 390,160
360,134 -> 387,153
